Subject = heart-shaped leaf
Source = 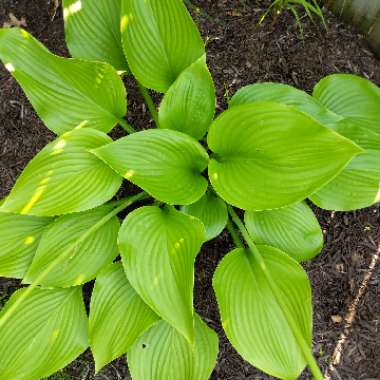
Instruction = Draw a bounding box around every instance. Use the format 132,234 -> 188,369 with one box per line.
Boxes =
310,74 -> 380,210
0,28 -> 126,135
207,102 -> 362,210
0,212 -> 51,278
0,287 -> 88,380
159,55 -> 215,140
118,206 -> 205,342
0,128 -> 122,216
120,0 -> 205,92
89,262 -> 158,372
24,204 -> 120,287
93,129 -> 209,205
63,0 -> 129,71
181,193 -> 227,241
245,202 -> 323,262
213,246 -> 312,379
128,315 -> 218,380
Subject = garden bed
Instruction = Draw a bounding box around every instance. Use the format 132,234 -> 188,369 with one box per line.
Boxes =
0,0 -> 379,379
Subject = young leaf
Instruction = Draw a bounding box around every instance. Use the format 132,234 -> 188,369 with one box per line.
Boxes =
120,0 -> 205,92
158,56 -> 215,140
0,212 -> 51,278
89,262 -> 158,372
181,193 -> 228,241
245,202 -> 323,262
118,206 -> 205,342
213,247 -> 312,379
63,0 -> 129,71
229,82 -> 339,126
0,287 -> 88,380
23,204 -> 120,287
207,102 -> 362,210
0,128 -> 122,216
128,315 -> 218,380
93,129 -> 209,205
0,28 -> 126,135
310,74 -> 380,210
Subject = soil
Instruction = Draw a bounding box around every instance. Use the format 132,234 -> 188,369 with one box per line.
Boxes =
1,1 -> 379,379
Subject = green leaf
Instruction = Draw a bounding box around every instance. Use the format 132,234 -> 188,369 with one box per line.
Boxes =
89,262 -> 158,372
0,212 -> 51,278
0,28 -> 126,135
93,129 -> 209,205
120,0 -> 205,92
23,204 -> 120,287
158,56 -> 215,140
207,102 -> 362,210
245,202 -> 323,262
213,247 -> 312,379
0,287 -> 88,380
63,0 -> 129,71
229,82 -> 339,126
0,128 -> 122,216
310,74 -> 380,210
118,206 -> 205,342
128,315 -> 218,380
181,193 -> 227,241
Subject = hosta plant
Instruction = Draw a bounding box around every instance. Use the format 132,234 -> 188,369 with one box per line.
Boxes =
0,1 -> 379,379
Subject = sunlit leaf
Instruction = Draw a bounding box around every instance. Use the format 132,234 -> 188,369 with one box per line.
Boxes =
23,204 -> 120,287
0,212 -> 51,278
310,74 -> 380,210
181,192 -> 227,241
159,56 -> 215,140
245,202 -> 323,262
207,102 -> 362,210
229,81 -> 339,126
213,247 -> 312,379
128,315 -> 218,380
0,128 -> 122,216
63,0 -> 129,71
118,206 -> 205,342
0,287 -> 88,380
120,0 -> 205,92
93,129 -> 209,205
89,262 -> 158,372
0,28 -> 126,135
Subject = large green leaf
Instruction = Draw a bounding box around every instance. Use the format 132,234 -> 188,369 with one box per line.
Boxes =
0,212 -> 51,278
0,287 -> 88,380
0,128 -> 122,216
213,246 -> 312,379
63,0 -> 128,71
310,74 -> 380,210
89,262 -> 158,372
93,129 -> 209,205
245,202 -> 323,262
229,82 -> 339,126
118,206 -> 205,342
158,56 -> 215,140
120,0 -> 205,92
0,28 -> 126,135
207,102 -> 362,210
181,192 -> 227,241
128,315 -> 218,380
23,205 -> 120,287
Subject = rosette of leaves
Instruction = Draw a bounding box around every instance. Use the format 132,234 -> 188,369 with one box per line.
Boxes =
0,1 -> 379,379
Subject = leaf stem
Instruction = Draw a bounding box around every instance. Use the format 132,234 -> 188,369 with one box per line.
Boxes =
226,219 -> 244,248
118,118 -> 136,134
0,192 -> 149,328
137,82 -> 159,126
227,205 -> 324,380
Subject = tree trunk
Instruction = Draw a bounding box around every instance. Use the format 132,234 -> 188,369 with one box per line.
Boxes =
324,0 -> 380,57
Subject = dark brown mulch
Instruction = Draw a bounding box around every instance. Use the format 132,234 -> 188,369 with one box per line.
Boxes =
0,1 -> 379,379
